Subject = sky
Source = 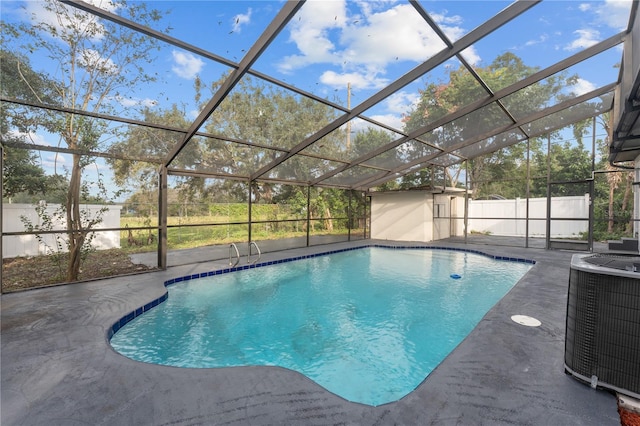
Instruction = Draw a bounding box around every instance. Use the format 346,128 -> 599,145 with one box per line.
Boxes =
142,0 -> 631,128
1,0 -> 635,198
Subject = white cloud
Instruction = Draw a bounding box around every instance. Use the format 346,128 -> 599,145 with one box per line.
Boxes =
115,96 -> 157,108
431,11 -> 463,27
595,0 -> 633,31
85,159 -> 110,172
42,152 -> 68,171
340,4 -> 448,66
459,46 -> 480,66
278,2 -> 475,129
348,117 -> 370,133
564,29 -> 600,51
319,70 -> 388,90
171,50 -> 205,80
346,92 -> 419,132
78,49 -> 119,75
369,113 -> 404,130
24,0 -> 117,43
7,130 -> 51,147
524,34 -> 549,48
140,98 -> 158,108
278,1 -> 346,73
362,91 -> 420,130
348,115 -> 403,134
84,0 -> 119,13
578,3 -> 591,12
569,78 -> 596,96
278,2 -> 468,72
232,8 -> 252,33
117,97 -> 138,108
563,0 -> 631,54
384,91 -> 420,114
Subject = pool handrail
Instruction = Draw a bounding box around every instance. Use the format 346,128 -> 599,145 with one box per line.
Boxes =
248,241 -> 261,265
229,243 -> 240,267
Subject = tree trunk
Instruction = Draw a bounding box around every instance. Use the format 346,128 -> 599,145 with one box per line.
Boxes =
446,166 -> 461,188
66,153 -> 84,281
261,183 -> 273,203
608,184 -> 615,234
606,169 -> 622,235
324,206 -> 333,232
469,160 -> 483,198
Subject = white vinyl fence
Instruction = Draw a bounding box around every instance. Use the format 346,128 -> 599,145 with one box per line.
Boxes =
468,195 -> 589,238
2,203 -> 122,258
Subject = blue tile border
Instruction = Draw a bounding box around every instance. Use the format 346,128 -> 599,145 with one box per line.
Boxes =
107,244 -> 535,341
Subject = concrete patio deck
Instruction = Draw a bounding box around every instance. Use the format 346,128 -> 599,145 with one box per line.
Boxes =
1,239 -> 620,425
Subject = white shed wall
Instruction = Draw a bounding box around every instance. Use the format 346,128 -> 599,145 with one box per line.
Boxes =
371,192 -> 432,242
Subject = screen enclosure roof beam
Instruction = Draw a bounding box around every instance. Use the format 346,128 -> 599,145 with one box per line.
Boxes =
249,0 -> 540,182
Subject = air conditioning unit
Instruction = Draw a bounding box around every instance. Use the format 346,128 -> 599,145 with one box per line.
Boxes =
565,254 -> 640,398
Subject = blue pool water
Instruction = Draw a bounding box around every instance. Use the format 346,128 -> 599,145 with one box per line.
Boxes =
110,247 -> 532,406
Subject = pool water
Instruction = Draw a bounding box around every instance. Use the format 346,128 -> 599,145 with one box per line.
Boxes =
110,247 -> 532,406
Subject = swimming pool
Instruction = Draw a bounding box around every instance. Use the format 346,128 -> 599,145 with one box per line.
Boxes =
110,246 -> 533,406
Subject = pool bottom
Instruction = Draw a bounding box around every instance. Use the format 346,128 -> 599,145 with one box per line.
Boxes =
107,244 -> 534,341
109,245 -> 533,406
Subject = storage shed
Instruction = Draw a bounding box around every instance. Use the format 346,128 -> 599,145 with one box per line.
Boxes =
370,188 -> 466,242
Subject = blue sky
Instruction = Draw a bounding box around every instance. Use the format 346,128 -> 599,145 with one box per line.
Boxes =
146,0 -> 630,126
5,0 -> 631,128
1,0 -> 634,197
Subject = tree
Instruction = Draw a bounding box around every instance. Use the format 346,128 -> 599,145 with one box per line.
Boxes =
403,52 -> 574,198
0,50 -> 54,201
110,73 -> 349,224
546,140 -> 592,193
350,127 -> 399,191
587,112 -> 635,237
109,105 -> 192,190
2,147 -> 47,201
399,166 -> 442,190
200,74 -> 345,192
2,1 -> 166,281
